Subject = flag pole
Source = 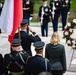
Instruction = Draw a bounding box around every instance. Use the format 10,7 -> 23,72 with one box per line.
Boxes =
18,25 -> 21,39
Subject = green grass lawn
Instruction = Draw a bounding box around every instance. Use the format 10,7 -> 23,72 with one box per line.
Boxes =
71,0 -> 76,12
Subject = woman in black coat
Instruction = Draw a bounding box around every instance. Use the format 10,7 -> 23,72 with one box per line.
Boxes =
45,32 -> 66,75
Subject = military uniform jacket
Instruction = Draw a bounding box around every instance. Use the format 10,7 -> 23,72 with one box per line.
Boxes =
38,5 -> 51,25
26,55 -> 51,75
0,54 -> 4,75
50,0 -> 61,18
23,0 -> 33,19
45,43 -> 66,71
4,51 -> 30,75
61,0 -> 71,12
14,31 -> 41,52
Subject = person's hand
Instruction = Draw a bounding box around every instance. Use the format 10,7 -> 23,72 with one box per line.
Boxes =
68,12 -> 70,15
28,26 -> 33,32
29,17 -> 33,21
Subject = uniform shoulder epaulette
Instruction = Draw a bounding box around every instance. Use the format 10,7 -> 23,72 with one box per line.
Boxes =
19,51 -> 23,54
29,33 -> 32,36
33,34 -> 37,37
19,51 -> 26,54
29,33 -> 37,37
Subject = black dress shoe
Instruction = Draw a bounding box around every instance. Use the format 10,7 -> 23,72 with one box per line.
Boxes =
0,29 -> 1,33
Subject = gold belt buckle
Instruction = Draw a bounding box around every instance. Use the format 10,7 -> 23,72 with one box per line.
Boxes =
63,5 -> 67,7
23,7 -> 29,10
10,71 -> 24,75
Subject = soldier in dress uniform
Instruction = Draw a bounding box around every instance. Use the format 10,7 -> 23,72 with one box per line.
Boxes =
0,53 -> 4,75
61,0 -> 71,30
23,0 -> 34,33
14,19 -> 41,56
50,0 -> 61,32
26,41 -> 51,75
4,38 -> 30,75
38,0 -> 51,37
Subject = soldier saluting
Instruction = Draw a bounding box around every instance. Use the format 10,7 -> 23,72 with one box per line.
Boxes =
4,38 -> 30,75
14,19 -> 41,56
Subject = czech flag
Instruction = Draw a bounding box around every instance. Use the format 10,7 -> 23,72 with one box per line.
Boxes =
0,0 -> 23,43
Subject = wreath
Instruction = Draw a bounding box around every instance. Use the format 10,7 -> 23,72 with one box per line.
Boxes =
63,19 -> 76,49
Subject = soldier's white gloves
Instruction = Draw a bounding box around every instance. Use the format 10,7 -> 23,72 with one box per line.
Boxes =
30,17 -> 32,21
68,12 -> 70,15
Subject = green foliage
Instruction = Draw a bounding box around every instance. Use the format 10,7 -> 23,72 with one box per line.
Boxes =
34,0 -> 50,14
34,0 -> 76,14
71,0 -> 76,12
0,0 -> 4,2
1,0 -> 76,21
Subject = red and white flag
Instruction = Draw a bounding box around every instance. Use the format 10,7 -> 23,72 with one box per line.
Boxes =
0,0 -> 23,43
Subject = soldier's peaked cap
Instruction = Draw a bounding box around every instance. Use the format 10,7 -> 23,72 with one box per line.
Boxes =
11,38 -> 21,47
21,19 -> 28,26
33,41 -> 45,50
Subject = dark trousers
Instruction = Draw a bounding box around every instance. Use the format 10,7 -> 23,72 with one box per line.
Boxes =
0,29 -> 1,33
61,10 -> 68,30
41,23 -> 48,37
52,70 -> 63,75
52,17 -> 58,32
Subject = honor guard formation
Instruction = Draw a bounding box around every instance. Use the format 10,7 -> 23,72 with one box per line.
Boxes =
0,0 -> 72,75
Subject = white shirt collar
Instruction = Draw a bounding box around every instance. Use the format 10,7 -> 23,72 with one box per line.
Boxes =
43,4 -> 47,7
36,54 -> 42,56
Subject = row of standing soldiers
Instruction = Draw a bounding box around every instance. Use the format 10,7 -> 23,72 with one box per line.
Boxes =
0,0 -> 71,35
23,0 -> 71,36
38,0 -> 71,36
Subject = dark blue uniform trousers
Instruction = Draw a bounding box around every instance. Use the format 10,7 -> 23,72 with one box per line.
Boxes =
41,23 -> 48,37
52,17 -> 58,32
61,10 -> 68,30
